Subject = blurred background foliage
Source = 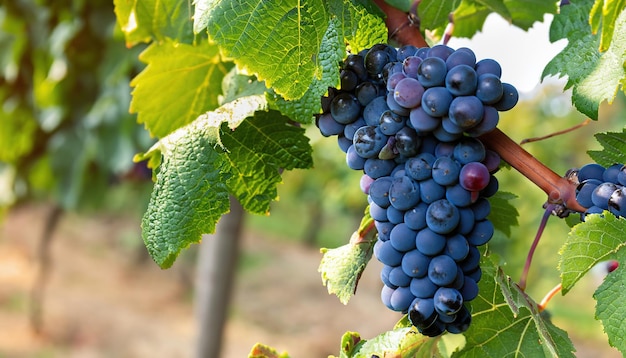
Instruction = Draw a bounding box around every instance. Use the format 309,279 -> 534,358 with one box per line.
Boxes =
0,0 -> 624,355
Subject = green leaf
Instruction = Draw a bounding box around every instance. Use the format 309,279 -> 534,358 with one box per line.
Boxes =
333,327 -> 443,358
419,0 -> 461,34
385,0 -> 412,12
330,0 -> 388,53
455,263 -> 576,357
542,0 -> 626,119
587,129 -> 626,167
450,1 -> 491,39
248,342 -> 291,358
130,40 -> 232,138
138,96 -> 313,268
502,0 -> 557,30
201,0 -> 328,100
559,211 -> 626,294
487,191 -> 519,238
594,262 -> 626,355
113,0 -> 193,46
319,213 -> 376,304
589,0 -> 626,52
268,17 -> 343,124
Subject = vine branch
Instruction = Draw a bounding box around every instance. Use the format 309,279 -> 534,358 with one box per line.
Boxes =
372,0 -> 427,47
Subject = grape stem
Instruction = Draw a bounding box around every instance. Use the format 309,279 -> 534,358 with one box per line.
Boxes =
372,0 -> 428,47
479,129 -> 587,213
518,204 -> 554,291
538,283 -> 562,312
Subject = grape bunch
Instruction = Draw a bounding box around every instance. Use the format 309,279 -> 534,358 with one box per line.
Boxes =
572,163 -> 626,219
316,43 -> 518,336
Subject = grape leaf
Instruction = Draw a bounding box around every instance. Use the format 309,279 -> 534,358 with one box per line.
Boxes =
319,213 -> 376,304
594,262 -> 626,355
455,262 -> 575,357
542,0 -> 626,119
248,343 -> 291,358
502,0 -> 557,30
487,191 -> 519,238
419,0 -> 461,35
450,1 -> 491,39
590,0 -> 626,51
559,211 -> 626,294
136,96 -> 313,268
130,40 -> 232,138
113,0 -> 193,46
197,0 -> 328,100
330,0 -> 388,53
385,0 -> 412,12
333,328 -> 444,358
587,129 -> 626,167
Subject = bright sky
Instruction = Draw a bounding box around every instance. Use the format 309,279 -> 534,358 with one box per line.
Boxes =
447,14 -> 567,94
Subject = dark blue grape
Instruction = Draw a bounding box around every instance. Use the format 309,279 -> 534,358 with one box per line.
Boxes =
454,137 -> 486,164
317,113 -> 345,137
427,44 -> 454,60
379,110 -> 406,135
340,69 -> 359,91
375,220 -> 394,241
428,255 -> 458,286
476,73 -> 503,104
470,197 -> 490,221
389,175 -> 421,210
441,116 -> 465,135
405,153 -> 435,180
383,61 -> 403,83
576,180 -> 599,209
343,118 -> 365,141
445,234 -> 470,261
386,205 -> 405,224
434,142 -> 455,157
433,124 -> 463,142
466,105 -> 499,137
394,127 -> 421,157
363,96 -> 390,126
381,285 -> 394,310
432,156 -> 461,186
446,305 -> 471,334
416,228 -> 447,256
360,174 -> 373,194
390,223 -> 418,252
402,56 -> 423,78
617,166 -> 626,185
460,276 -> 479,301
365,48 -> 391,81
353,125 -> 387,158
421,87 -> 453,117
493,83 -> 518,111
592,182 -> 618,209
408,298 -> 437,328
404,202 -> 428,231
410,276 -> 439,298
337,135 -> 351,153
449,96 -> 485,130
609,187 -> 626,217
344,54 -> 367,80
409,107 -> 441,132
346,145 -> 366,170
369,202 -> 388,222
457,207 -> 475,235
364,158 -> 395,179
578,163 -> 605,182
434,287 -> 463,315
330,92 -> 361,124
415,47 -> 429,59
480,174 -> 499,197
603,163 -> 622,183
466,266 -> 482,282
445,65 -> 477,96
355,82 -> 380,106
446,184 -> 473,207
460,246 -> 481,273
386,91 -> 410,116
402,249 -> 431,278
389,266 -> 412,287
397,45 -> 418,61
475,58 -> 502,77
417,57 -> 447,87
446,48 -> 476,69
380,265 -> 396,288
374,239 -> 403,266
386,72 -> 406,91
369,176 -> 393,208
394,77 -> 425,108
466,219 -> 494,246
426,199 -> 460,234
420,178 -> 446,203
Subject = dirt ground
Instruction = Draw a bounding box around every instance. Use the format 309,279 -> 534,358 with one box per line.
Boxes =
0,204 -> 621,357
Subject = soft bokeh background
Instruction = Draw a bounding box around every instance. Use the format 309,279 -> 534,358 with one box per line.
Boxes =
1,5 -> 624,358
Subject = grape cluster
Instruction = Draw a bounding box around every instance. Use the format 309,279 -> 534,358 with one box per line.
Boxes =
573,163 -> 626,219
316,44 -> 518,336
